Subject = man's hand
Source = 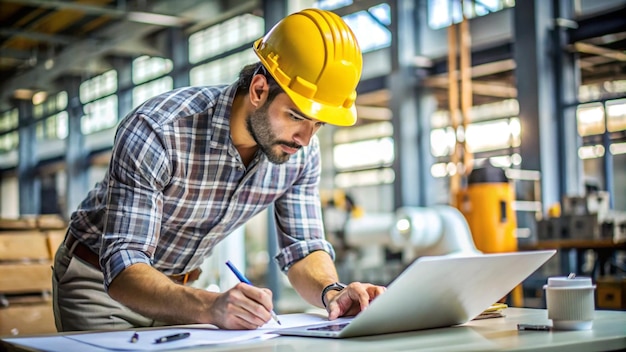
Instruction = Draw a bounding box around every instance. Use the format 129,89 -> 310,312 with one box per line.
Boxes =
109,264 -> 275,330
325,282 -> 386,320
208,282 -> 275,330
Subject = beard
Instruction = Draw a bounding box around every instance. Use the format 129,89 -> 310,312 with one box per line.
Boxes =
245,100 -> 301,164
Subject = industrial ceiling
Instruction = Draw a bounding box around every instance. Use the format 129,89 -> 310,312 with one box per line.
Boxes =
0,0 -> 625,114
0,0 -> 260,110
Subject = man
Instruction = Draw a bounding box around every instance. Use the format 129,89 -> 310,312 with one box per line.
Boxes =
53,8 -> 385,332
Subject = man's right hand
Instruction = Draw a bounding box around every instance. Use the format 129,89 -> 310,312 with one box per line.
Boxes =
207,282 -> 275,329
108,263 -> 275,329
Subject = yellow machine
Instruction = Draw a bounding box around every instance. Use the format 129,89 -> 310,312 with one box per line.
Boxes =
457,165 -> 517,253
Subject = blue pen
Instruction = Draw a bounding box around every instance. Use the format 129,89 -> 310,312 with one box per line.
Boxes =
225,260 -> 282,325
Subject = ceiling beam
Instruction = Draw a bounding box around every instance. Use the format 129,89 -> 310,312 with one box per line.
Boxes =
573,42 -> 626,62
184,0 -> 258,35
0,27 -> 77,45
0,20 -> 160,106
0,47 -> 32,60
4,0 -> 129,18
423,59 -> 517,98
3,0 -> 191,27
424,77 -> 517,98
425,59 -> 516,85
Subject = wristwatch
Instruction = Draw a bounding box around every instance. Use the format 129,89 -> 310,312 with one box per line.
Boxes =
321,282 -> 347,308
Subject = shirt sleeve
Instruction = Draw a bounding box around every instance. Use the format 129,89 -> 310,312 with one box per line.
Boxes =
273,137 -> 335,272
99,113 -> 171,290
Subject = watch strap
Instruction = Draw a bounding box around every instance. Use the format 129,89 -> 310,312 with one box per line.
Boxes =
321,282 -> 347,308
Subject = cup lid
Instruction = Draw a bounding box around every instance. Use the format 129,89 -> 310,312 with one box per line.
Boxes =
546,273 -> 593,288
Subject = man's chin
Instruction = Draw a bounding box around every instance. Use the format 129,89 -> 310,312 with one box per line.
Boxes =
262,149 -> 291,164
266,154 -> 290,164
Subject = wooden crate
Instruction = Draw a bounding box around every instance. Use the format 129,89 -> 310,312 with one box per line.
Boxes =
36,215 -> 67,230
45,230 -> 66,259
0,263 -> 52,294
0,218 -> 66,336
0,231 -> 50,261
597,276 -> 626,310
0,218 -> 37,231
0,299 -> 56,336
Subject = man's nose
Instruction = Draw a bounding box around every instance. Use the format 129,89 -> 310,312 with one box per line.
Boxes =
293,123 -> 317,146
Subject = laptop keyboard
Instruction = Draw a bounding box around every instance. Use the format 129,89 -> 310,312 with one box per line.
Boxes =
308,323 -> 349,332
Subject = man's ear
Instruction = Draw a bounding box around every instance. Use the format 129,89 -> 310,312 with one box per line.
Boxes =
249,74 -> 268,108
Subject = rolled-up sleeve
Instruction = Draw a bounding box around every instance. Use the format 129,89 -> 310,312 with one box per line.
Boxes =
100,113 -> 171,290
273,138 -> 335,272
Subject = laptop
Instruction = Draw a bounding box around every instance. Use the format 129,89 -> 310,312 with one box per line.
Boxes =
277,250 -> 556,338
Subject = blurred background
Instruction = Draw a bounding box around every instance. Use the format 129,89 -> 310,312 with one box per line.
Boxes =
0,0 -> 625,334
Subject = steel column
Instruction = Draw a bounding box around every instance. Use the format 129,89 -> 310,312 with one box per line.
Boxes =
513,0 -> 561,213
169,28 -> 190,88
63,77 -> 89,218
553,0 -> 584,199
390,0 -> 436,208
15,99 -> 39,215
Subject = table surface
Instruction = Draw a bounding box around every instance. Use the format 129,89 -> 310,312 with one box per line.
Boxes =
2,308 -> 625,352
521,238 -> 626,250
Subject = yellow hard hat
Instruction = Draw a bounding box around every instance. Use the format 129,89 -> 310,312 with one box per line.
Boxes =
253,8 -> 362,126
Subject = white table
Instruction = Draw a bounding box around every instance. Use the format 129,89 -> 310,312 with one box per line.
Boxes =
2,308 -> 625,352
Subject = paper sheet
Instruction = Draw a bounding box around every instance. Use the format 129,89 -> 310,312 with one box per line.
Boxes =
2,313 -> 337,352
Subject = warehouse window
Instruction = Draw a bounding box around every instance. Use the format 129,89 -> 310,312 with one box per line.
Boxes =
133,76 -> 173,108
37,111 -> 68,141
328,3 -> 391,53
333,121 -> 395,187
607,98 -> 626,132
189,14 -> 263,64
610,142 -> 626,155
79,70 -> 117,104
577,103 -> 605,136
312,2 -> 393,54
34,102 -> 45,119
430,127 -> 456,157
315,0 -> 353,9
82,95 -> 118,135
132,56 -> 173,85
80,70 -> 118,135
190,49 -> 257,86
428,0 -> 515,29
576,98 -> 626,159
34,91 -> 69,141
334,138 -> 394,170
429,100 -> 520,156
0,109 -> 18,152
465,118 -> 521,153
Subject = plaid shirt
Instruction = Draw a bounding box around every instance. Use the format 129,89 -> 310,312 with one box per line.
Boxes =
68,83 -> 334,289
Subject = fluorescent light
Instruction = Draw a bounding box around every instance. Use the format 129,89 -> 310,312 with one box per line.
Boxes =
32,91 -> 48,105
127,11 -> 187,27
610,142 -> 626,155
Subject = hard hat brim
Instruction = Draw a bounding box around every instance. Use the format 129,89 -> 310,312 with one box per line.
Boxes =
281,84 -> 357,127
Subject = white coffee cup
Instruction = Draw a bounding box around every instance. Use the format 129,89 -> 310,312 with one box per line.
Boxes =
544,274 -> 596,330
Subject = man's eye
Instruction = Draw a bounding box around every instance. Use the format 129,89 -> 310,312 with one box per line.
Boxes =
289,112 -> 304,121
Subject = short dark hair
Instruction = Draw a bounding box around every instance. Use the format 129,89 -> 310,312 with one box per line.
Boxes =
237,62 -> 284,102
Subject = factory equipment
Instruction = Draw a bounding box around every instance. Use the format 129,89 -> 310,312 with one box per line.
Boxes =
390,206 -> 481,263
457,165 -> 518,253
345,205 -> 480,270
537,192 -> 626,242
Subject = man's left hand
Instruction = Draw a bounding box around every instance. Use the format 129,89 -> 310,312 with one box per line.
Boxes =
325,282 -> 386,320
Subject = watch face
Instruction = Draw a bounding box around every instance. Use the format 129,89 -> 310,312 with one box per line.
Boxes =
322,282 -> 347,307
